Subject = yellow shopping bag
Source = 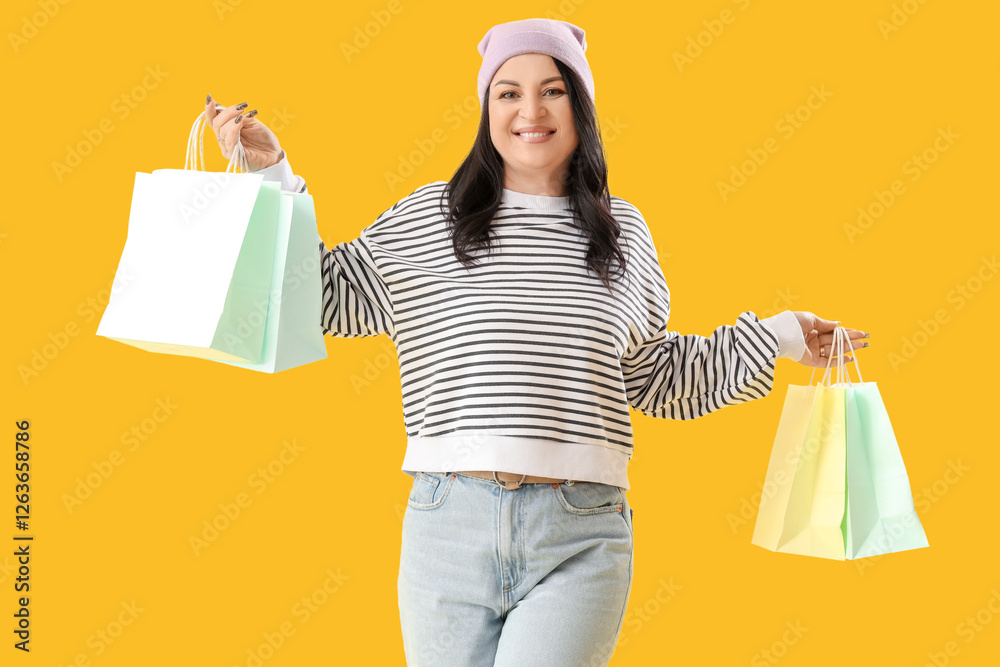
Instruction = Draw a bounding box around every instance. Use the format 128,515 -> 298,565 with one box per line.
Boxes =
751,331 -> 849,560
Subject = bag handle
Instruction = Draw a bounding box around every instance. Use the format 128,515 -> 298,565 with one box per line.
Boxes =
819,327 -> 861,387
184,109 -> 249,174
807,326 -> 864,387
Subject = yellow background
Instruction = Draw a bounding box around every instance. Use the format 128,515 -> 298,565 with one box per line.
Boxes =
3,0 -> 998,664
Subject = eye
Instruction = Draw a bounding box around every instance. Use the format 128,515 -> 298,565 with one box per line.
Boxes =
498,89 -> 565,100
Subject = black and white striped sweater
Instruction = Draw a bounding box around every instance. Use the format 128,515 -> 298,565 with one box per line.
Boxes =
257,154 -> 804,490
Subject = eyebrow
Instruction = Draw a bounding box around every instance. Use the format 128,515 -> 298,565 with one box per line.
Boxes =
492,76 -> 564,88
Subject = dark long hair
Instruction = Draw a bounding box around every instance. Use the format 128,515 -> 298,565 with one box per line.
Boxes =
439,56 -> 628,295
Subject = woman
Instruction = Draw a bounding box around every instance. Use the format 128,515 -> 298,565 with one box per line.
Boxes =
205,18 -> 869,666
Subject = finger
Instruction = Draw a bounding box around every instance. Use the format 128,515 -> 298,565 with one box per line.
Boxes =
220,109 -> 257,156
821,327 -> 864,339
212,100 -> 248,140
820,346 -> 863,359
817,341 -> 864,358
818,347 -> 855,360
205,94 -> 221,125
816,328 -> 868,348
810,353 -> 853,368
219,115 -> 239,160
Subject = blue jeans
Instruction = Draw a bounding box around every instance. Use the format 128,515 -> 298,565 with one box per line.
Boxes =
398,471 -> 634,666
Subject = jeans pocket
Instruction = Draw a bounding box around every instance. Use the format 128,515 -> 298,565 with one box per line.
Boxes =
553,481 -> 625,516
407,471 -> 456,511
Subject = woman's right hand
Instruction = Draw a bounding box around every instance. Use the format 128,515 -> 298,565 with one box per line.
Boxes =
204,94 -> 284,171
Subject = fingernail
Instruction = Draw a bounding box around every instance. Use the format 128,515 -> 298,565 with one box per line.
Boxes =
235,114 -> 243,123
236,102 -> 248,111
863,341 -> 869,347
206,93 -> 212,104
863,332 -> 870,338
247,109 -> 258,118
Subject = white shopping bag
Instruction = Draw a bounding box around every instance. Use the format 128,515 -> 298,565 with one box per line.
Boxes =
97,110 -> 288,366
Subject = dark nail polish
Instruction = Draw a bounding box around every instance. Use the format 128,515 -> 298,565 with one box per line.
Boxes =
863,332 -> 870,338
863,341 -> 869,347
206,93 -> 212,104
236,102 -> 248,111
247,109 -> 258,118
235,114 -> 242,123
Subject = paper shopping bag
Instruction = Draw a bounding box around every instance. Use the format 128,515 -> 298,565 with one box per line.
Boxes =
844,380 -> 929,559
752,326 -> 928,561
749,383 -> 818,552
210,192 -> 327,373
97,169 -> 280,363
751,381 -> 847,560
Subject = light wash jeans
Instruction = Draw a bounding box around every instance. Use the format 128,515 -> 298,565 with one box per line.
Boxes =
398,470 -> 634,666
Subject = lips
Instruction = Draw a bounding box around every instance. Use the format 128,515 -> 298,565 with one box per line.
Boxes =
513,127 -> 557,144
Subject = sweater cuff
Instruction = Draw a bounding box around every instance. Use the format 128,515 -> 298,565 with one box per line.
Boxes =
253,149 -> 307,193
759,310 -> 805,362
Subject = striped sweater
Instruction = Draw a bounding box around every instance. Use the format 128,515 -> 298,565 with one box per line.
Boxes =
257,153 -> 805,490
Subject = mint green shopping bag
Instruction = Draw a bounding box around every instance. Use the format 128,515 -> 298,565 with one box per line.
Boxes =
97,111 -> 280,364
211,192 -> 327,373
837,330 -> 929,559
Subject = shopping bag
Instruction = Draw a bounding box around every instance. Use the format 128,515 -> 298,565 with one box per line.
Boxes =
841,338 -> 928,559
752,326 -> 928,560
97,111 -> 279,364
211,192 -> 327,373
750,352 -> 847,560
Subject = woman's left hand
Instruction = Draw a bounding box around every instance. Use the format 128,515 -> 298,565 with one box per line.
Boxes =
790,311 -> 870,367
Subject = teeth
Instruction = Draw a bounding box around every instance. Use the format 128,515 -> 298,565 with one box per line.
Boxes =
518,131 -> 553,137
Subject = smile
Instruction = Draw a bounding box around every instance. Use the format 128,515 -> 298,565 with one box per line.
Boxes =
514,130 -> 556,143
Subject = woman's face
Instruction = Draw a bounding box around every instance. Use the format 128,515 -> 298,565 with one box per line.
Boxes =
488,53 -> 579,194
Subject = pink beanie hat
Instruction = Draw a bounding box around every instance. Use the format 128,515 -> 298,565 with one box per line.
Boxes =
476,18 -> 595,109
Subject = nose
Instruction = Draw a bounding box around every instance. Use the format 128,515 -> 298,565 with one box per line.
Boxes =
519,94 -> 546,122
